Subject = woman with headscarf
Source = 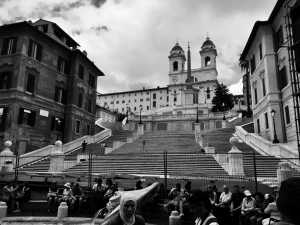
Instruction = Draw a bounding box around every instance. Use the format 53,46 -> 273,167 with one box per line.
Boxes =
108,193 -> 145,225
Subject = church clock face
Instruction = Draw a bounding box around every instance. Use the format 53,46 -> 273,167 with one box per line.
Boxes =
172,76 -> 178,83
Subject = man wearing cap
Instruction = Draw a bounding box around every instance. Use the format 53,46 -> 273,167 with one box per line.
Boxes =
186,189 -> 219,225
240,190 -> 256,225
274,177 -> 300,225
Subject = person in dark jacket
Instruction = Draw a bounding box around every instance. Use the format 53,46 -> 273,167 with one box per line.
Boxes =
108,193 -> 145,225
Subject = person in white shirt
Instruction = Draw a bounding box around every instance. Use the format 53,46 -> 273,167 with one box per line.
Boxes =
215,185 -> 232,225
186,189 -> 219,225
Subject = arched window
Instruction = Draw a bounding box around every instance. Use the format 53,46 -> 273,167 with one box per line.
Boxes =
205,56 -> 211,67
173,61 -> 178,71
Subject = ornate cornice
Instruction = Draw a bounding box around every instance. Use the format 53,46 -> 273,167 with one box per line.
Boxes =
56,80 -> 67,89
252,80 -> 257,89
278,56 -> 286,70
259,69 -> 265,79
0,62 -> 14,71
26,66 -> 40,75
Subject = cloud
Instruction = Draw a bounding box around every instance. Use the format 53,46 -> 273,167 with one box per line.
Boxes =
228,79 -> 243,95
91,0 -> 106,8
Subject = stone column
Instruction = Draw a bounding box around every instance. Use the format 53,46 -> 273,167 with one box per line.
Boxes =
194,123 -> 201,133
0,141 -> 15,172
277,162 -> 293,188
49,141 -> 65,172
57,202 -> 68,222
228,137 -> 245,176
137,124 -> 144,136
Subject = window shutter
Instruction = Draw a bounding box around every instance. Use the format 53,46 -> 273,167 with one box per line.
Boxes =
37,44 -> 43,62
6,71 -> 12,89
57,57 -> 61,71
18,108 -> 24,124
62,89 -> 67,104
0,107 -> 8,131
30,110 -> 36,126
28,40 -> 33,57
51,116 -> 55,130
12,37 -> 18,54
65,60 -> 70,75
54,86 -> 59,101
1,38 -> 8,55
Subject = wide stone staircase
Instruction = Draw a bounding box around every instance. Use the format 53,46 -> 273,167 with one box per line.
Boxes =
18,122 -> 132,172
111,131 -> 201,154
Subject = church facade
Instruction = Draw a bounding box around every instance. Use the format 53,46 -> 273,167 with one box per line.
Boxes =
97,37 -> 219,115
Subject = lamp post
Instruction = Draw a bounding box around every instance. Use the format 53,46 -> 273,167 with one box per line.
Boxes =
196,104 -> 199,123
222,103 -> 226,120
56,119 -> 61,140
205,88 -> 210,104
271,109 -> 279,143
204,93 -> 207,103
238,98 -> 241,111
126,103 -> 129,124
139,105 -> 143,124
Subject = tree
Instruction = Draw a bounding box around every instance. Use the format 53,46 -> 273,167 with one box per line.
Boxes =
211,83 -> 234,112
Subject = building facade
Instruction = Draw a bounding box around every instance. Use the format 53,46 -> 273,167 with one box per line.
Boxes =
0,19 -> 104,154
240,0 -> 300,146
97,38 -> 220,115
95,106 -> 116,123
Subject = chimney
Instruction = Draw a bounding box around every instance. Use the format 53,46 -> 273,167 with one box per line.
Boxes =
143,87 -> 145,90
157,86 -> 160,88
83,50 -> 87,56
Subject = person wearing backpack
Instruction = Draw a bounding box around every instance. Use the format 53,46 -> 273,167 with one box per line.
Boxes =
186,189 -> 219,225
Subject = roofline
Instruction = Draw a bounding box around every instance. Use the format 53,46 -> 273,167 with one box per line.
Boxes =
32,19 -> 80,47
239,21 -> 269,61
0,21 -> 104,76
98,87 -> 168,96
268,0 -> 285,23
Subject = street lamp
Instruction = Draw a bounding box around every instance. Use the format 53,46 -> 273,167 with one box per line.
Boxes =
205,88 -> 210,104
222,103 -> 226,120
238,98 -> 241,111
56,119 -> 61,140
271,109 -> 279,143
204,93 -> 207,103
196,104 -> 199,123
139,105 -> 143,124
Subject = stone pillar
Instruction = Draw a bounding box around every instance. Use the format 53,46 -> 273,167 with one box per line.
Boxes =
205,147 -> 215,154
277,162 -> 293,188
228,137 -> 245,176
222,120 -> 227,128
169,211 -> 180,225
77,154 -> 89,163
0,202 -> 7,219
194,123 -> 201,133
0,141 -> 15,172
137,124 -> 144,136
49,141 -> 65,172
57,202 -> 68,222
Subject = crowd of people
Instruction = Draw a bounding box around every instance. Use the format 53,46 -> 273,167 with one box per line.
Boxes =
165,177 -> 300,225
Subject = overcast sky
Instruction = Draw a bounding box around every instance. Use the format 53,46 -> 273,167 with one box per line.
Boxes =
0,0 -> 276,95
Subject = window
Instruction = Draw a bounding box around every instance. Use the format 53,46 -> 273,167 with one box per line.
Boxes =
173,61 -> 178,71
79,64 -> 84,80
128,100 -> 131,103
153,101 -> 156,107
275,26 -> 284,52
147,106 -> 149,110
254,88 -> 258,104
1,37 -> 18,55
160,97 -> 162,100
117,95 -> 119,98
140,99 -> 143,102
122,108 -> 124,112
122,100 -> 125,103
259,43 -> 262,61
129,94 -> 131,96
265,112 -> 269,129
123,95 -> 124,97
89,73 -> 95,88
57,56 -> 69,75
110,101 -> 113,104
205,56 -> 211,66
51,117 -> 64,132
76,120 -> 80,134
28,40 -> 43,61
279,66 -> 288,90
135,94 -> 136,96
39,25 -> 48,33
0,107 -> 8,132
88,99 -> 92,113
78,93 -> 83,108
146,98 -> 150,101
262,78 -> 266,97
54,86 -> 67,104
18,108 -> 36,126
134,100 -> 136,102
160,90 -> 162,93
134,107 -> 136,111
146,92 -> 149,95
250,54 -> 256,74
116,101 -> 119,104
167,96 -> 169,102
86,124 -> 91,135
26,74 -> 36,94
285,105 -> 291,124
153,93 -> 156,99
111,96 -> 113,98
257,119 -> 260,133
141,93 -> 143,95
0,71 -> 12,89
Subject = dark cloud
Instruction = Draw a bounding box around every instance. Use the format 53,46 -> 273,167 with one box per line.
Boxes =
91,26 -> 109,34
91,0 -> 106,8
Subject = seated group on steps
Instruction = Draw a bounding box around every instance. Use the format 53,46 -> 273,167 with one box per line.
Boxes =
164,178 -> 300,225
